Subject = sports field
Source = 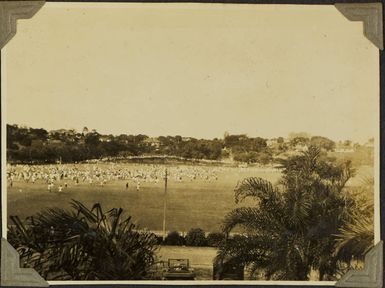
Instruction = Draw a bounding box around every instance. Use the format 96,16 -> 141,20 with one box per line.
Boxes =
6,163 -> 372,233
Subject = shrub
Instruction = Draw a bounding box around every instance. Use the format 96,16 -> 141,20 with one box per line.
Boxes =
206,232 -> 225,247
185,228 -> 207,247
154,235 -> 164,245
164,231 -> 185,246
8,200 -> 158,280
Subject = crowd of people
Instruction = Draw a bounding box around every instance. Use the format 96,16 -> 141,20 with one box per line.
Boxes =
6,163 -> 280,193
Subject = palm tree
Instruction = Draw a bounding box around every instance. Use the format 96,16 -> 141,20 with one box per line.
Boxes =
334,177 -> 374,269
8,200 -> 159,280
216,147 -> 363,280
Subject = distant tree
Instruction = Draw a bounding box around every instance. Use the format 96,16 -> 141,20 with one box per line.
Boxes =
251,137 -> 267,151
343,140 -> 352,147
100,140 -> 125,157
164,231 -> 185,246
225,135 -> 268,160
134,134 -> 149,143
185,228 -> 207,247
30,128 -> 49,141
233,151 -> 272,164
174,135 -> 182,143
221,149 -> 230,159
256,151 -> 273,165
85,132 -> 101,146
310,136 -> 335,151
7,125 -> 275,163
289,136 -> 309,147
288,132 -> 311,140
233,152 -> 255,163
224,134 -> 246,148
206,232 -> 225,247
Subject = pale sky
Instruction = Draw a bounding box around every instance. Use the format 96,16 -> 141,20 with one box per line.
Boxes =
3,3 -> 379,143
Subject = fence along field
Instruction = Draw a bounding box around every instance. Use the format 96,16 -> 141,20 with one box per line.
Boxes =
7,162 -> 373,233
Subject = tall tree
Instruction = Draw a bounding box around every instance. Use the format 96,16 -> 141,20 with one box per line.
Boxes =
216,147 -> 360,280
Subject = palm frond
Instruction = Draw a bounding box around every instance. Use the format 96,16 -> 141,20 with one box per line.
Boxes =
215,235 -> 272,267
222,207 -> 283,235
334,215 -> 374,259
234,177 -> 279,205
8,200 -> 158,280
284,188 -> 313,230
71,200 -> 99,224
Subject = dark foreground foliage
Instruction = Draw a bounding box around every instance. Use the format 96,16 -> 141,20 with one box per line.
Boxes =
216,146 -> 373,281
163,230 -> 225,247
164,231 -> 185,246
206,232 -> 226,247
8,200 -> 158,280
185,228 -> 207,247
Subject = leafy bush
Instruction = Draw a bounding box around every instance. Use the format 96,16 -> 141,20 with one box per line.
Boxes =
8,200 -> 158,280
154,235 -> 164,245
164,231 -> 185,246
206,232 -> 225,247
185,228 -> 207,247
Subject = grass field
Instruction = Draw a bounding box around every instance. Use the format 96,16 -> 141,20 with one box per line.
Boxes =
6,163 -> 373,233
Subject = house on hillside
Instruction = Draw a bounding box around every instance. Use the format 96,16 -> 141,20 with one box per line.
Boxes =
266,139 -> 279,147
100,135 -> 113,142
49,129 -> 76,137
335,142 -> 355,153
49,129 -> 75,136
335,147 -> 355,153
49,129 -> 77,142
144,137 -> 161,148
294,144 -> 308,152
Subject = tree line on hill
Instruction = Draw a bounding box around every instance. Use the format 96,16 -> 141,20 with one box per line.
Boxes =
6,124 -> 367,165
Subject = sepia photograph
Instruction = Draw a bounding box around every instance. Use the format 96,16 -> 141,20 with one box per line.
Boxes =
0,1 -> 381,284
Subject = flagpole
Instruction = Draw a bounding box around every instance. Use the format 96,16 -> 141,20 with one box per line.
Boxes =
162,168 -> 168,240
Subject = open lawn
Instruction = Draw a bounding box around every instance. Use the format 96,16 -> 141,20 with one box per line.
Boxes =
6,163 -> 372,233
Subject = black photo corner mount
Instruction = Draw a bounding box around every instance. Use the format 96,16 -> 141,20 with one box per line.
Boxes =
0,0 -> 384,287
